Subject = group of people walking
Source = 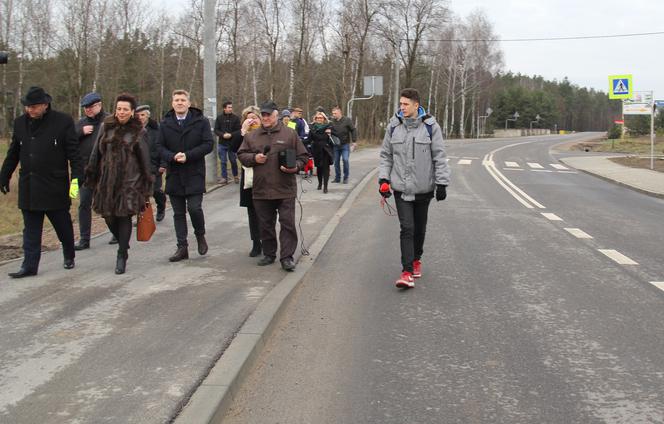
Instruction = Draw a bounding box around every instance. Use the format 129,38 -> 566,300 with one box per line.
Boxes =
1,85 -> 449,290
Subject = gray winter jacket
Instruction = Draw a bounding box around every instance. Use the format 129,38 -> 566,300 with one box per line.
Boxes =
378,111 -> 450,201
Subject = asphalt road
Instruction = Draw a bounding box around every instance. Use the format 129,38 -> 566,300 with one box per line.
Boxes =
222,134 -> 664,423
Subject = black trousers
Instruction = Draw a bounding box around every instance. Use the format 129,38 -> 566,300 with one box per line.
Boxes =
316,165 -> 330,189
253,198 -> 297,261
21,209 -> 75,272
247,204 -> 260,242
104,215 -> 132,254
78,186 -> 93,242
394,193 -> 432,273
153,174 -> 166,213
170,194 -> 205,247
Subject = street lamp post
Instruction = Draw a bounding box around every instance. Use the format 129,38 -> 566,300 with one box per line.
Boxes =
505,111 -> 519,130
478,107 -> 493,139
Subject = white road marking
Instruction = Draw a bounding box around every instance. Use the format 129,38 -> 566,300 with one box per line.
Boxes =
541,213 -> 563,221
458,159 -> 472,165
651,282 -> 664,291
564,228 -> 593,239
527,162 -> 545,169
598,249 -> 639,265
505,161 -> 520,168
483,148 -> 546,209
503,168 -> 525,171
557,170 -> 578,174
551,163 -> 569,170
532,169 -> 554,173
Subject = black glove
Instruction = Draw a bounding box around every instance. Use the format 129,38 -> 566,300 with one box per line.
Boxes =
0,181 -> 9,195
435,184 -> 447,201
379,178 -> 391,198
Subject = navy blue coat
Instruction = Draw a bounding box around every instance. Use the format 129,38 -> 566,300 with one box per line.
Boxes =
157,108 -> 214,196
0,108 -> 84,210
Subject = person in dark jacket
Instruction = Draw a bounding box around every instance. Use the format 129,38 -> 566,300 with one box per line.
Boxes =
309,111 -> 335,193
330,106 -> 357,184
136,105 -> 167,222
214,101 -> 241,184
230,106 -> 262,257
237,100 -> 309,272
85,93 -> 153,274
74,92 -> 109,250
0,86 -> 84,278
157,89 -> 214,262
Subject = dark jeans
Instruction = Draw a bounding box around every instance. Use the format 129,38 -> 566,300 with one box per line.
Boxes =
78,186 -> 93,241
253,198 -> 297,261
170,194 -> 205,247
394,193 -> 432,273
104,215 -> 132,254
333,143 -> 350,181
218,144 -> 238,179
21,209 -> 75,272
154,173 -> 166,213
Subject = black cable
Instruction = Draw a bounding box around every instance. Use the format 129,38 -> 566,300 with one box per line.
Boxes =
297,173 -> 311,256
380,196 -> 398,216
406,31 -> 664,43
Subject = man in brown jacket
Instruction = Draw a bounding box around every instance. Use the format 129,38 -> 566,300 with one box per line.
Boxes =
237,100 -> 309,271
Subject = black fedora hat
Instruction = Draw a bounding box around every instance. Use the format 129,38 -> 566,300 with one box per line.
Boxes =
21,86 -> 52,106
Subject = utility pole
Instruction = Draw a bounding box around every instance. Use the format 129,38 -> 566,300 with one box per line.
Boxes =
203,0 -> 217,184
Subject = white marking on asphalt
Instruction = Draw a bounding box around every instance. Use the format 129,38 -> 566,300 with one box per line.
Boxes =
528,162 -> 544,169
532,169 -> 554,172
651,282 -> 664,291
458,159 -> 472,165
557,170 -> 578,174
541,213 -> 563,221
505,161 -> 520,168
564,228 -> 593,239
551,163 -> 569,170
598,249 -> 639,265
483,149 -> 546,209
503,168 -> 525,171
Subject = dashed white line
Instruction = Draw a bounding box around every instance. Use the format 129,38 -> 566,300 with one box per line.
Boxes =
651,282 -> 664,292
527,162 -> 544,169
551,164 -> 569,170
598,249 -> 639,265
541,213 -> 563,221
458,159 -> 472,165
505,161 -> 520,168
564,228 -> 593,239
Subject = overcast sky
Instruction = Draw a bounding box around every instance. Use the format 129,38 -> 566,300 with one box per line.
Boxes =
451,0 -> 664,98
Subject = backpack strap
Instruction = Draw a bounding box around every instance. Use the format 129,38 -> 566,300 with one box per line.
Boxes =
389,121 -> 433,140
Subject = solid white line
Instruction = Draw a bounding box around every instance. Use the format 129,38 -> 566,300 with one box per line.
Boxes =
487,154 -> 546,209
598,249 -> 639,265
483,157 -> 535,209
528,162 -> 544,169
564,228 -> 593,239
532,169 -> 554,173
651,282 -> 664,291
505,161 -> 520,168
503,168 -> 525,171
557,171 -> 578,174
458,159 -> 472,165
541,213 -> 563,221
551,164 -> 569,170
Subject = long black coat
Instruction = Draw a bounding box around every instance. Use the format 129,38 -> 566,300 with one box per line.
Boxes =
75,110 -> 108,165
157,108 -> 214,196
310,124 -> 335,167
145,119 -> 165,191
0,108 -> 84,211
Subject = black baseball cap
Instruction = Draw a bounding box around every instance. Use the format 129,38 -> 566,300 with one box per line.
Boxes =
259,100 -> 278,114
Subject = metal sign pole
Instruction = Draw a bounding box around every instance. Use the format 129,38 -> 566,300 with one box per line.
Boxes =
651,101 -> 655,170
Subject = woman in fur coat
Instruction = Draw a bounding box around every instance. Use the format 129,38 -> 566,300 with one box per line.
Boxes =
86,93 -> 153,274
309,111 -> 336,193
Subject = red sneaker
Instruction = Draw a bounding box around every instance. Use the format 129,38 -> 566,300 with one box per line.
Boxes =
412,260 -> 422,278
395,271 -> 415,289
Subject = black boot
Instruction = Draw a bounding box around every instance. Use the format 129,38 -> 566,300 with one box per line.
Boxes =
196,234 -> 208,255
169,246 -> 189,262
115,251 -> 128,274
249,240 -> 262,257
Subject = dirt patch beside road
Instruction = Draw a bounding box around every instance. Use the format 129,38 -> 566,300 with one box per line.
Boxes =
609,156 -> 664,173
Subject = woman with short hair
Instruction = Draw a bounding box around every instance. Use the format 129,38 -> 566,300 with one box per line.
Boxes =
309,111 -> 336,193
85,93 -> 153,274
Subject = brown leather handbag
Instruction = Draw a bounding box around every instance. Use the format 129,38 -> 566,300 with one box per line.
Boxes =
136,202 -> 156,242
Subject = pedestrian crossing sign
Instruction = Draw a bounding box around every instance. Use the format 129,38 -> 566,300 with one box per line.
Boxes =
608,74 -> 632,99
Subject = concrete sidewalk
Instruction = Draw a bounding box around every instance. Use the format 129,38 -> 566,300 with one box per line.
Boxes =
560,155 -> 664,199
0,148 -> 381,424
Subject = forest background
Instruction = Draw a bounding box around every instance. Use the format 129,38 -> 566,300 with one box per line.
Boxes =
0,0 -> 641,142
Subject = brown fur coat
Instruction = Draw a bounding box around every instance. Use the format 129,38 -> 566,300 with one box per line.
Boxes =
85,116 -> 154,217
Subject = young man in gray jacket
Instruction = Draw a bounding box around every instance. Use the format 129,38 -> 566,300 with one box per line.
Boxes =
378,88 -> 450,289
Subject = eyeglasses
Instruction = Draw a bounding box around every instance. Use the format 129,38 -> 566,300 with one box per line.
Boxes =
84,102 -> 100,109
314,116 -> 324,120
260,112 -> 272,117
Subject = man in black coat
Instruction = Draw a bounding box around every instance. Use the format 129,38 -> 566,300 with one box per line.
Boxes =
0,86 -> 84,278
213,101 -> 241,184
157,89 -> 214,262
136,105 -> 167,222
74,92 -> 109,250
